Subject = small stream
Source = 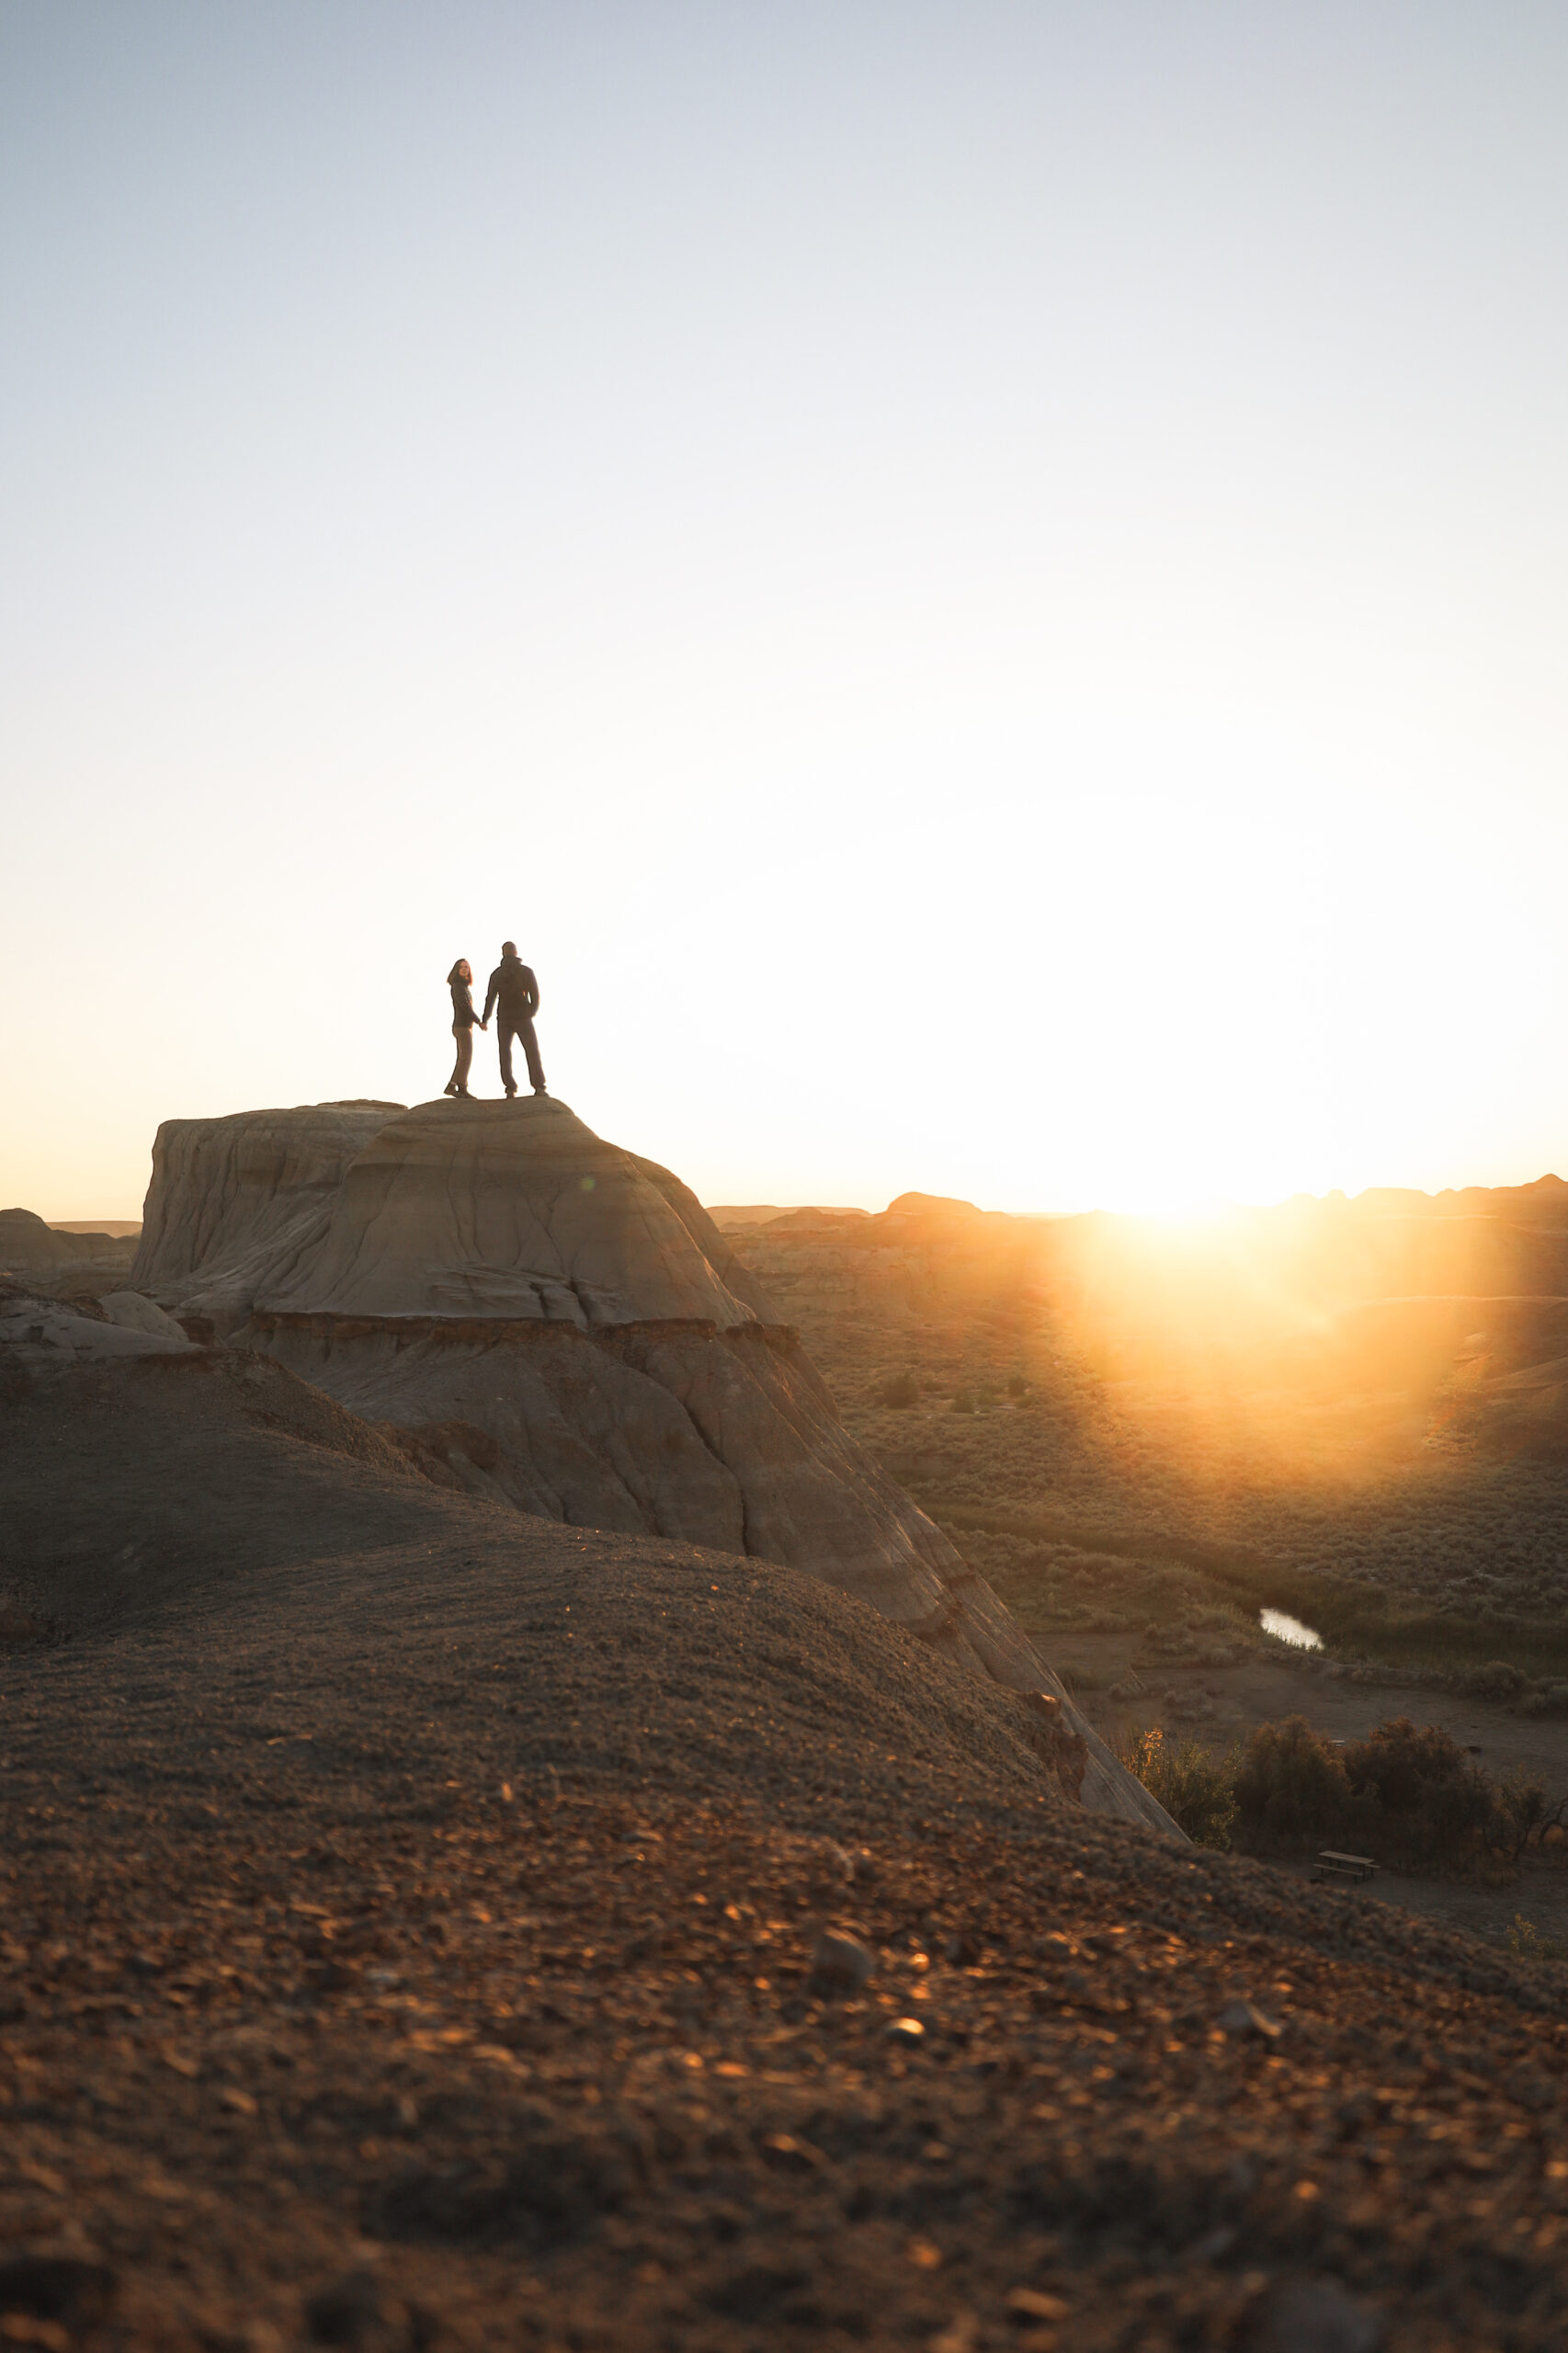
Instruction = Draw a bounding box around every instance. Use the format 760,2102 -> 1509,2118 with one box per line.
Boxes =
1259,1607 -> 1324,1652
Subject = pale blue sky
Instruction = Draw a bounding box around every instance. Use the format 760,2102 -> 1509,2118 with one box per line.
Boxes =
5,3 -> 1567,1214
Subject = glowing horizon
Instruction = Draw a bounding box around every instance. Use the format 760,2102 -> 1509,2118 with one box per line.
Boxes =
5,6 -> 1568,1224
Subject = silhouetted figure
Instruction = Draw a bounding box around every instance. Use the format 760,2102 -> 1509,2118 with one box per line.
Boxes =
483,941 -> 546,1097
444,959 -> 486,1097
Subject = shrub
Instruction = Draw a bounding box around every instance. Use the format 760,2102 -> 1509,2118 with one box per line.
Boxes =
1341,1717 -> 1495,1870
0,1597 -> 50,1649
1460,1660 -> 1530,1705
1006,1374 -> 1028,1398
1230,1711 -> 1549,1875
1233,1716 -> 1353,1847
951,1390 -> 977,1415
1507,1915 -> 1566,1966
1518,1682 -> 1568,1719
876,1371 -> 920,1409
1493,1773 -> 1568,1864
1057,1662 -> 1110,1697
1120,1727 -> 1238,1850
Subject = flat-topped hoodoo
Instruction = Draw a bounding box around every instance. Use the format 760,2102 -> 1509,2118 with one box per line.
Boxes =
132,1095 -> 1175,1832
256,1096 -> 771,1328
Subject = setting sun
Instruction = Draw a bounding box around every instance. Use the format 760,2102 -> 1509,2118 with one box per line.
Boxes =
8,14 -> 1568,2342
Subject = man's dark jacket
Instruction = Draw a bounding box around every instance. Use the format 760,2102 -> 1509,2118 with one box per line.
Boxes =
483,959 -> 540,1025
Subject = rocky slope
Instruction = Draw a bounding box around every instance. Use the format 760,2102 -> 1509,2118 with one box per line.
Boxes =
125,1098 -> 1164,1829
4,1352 -> 1568,2349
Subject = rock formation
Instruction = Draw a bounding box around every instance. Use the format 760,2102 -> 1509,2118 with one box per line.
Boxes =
0,1279 -> 195,1364
0,1207 -> 139,1290
131,1100 -> 405,1332
130,1095 -> 1172,1831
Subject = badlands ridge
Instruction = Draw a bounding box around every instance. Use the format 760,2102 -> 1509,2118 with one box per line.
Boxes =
116,1093 -> 1165,1829
10,1108 -> 1568,2347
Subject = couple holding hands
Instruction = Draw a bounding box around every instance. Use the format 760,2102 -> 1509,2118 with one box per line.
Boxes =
445,941 -> 546,1100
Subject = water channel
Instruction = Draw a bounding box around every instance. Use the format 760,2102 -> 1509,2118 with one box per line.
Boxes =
1258,1606 -> 1324,1652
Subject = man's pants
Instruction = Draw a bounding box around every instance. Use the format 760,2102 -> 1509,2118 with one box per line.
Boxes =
498,1017 -> 545,1093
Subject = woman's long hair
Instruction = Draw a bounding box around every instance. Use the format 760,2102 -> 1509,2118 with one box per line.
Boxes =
447,959 -> 472,986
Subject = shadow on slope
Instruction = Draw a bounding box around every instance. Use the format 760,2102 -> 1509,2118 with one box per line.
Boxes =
0,1349 -> 1101,1831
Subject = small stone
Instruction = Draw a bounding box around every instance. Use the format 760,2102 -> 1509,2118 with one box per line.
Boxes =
302,2267 -> 427,2350
1006,2286 -> 1068,2321
1246,2275 -> 1381,2353
809,1932 -> 875,1994
0,2254 -> 118,2329
1219,1999 -> 1282,2039
885,2016 -> 926,2046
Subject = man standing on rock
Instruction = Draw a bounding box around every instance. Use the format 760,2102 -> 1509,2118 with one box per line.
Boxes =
483,942 -> 547,1097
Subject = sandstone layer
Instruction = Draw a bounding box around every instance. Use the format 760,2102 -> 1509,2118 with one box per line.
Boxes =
131,1100 -> 406,1332
130,1097 -> 1170,1832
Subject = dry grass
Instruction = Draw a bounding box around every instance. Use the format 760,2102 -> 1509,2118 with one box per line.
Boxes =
791,1310 -> 1568,1681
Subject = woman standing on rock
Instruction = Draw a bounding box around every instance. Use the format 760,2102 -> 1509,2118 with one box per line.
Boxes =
443,960 -> 486,1097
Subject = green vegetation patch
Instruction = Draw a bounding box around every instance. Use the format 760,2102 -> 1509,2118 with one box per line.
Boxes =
927,1497 -> 1568,1680
1119,1727 -> 1238,1849
1119,1710 -> 1568,1880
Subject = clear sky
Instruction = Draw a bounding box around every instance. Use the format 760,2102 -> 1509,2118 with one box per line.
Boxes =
5,2 -> 1567,1219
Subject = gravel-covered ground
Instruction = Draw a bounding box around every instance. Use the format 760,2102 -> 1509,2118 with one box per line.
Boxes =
6,1355 -> 1568,2348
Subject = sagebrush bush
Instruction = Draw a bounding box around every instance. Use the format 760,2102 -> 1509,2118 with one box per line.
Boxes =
877,1371 -> 920,1409
1518,1682 -> 1568,1718
1460,1660 -> 1530,1704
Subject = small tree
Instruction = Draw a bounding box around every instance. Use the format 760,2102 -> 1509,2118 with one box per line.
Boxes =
877,1371 -> 920,1409
1233,1716 -> 1352,1848
1341,1716 -> 1494,1870
1493,1774 -> 1568,1865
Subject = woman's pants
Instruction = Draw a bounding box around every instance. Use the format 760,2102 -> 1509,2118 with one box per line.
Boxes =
448,1022 -> 474,1093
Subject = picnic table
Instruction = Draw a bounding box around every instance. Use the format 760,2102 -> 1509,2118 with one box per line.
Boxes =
1313,1849 -> 1378,1886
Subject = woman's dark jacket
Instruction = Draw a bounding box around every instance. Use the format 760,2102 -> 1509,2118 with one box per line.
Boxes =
449,980 -> 482,1028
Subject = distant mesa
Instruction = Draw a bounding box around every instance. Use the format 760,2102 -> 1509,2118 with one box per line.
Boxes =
885,1191 -> 992,1220
0,1206 -> 140,1282
711,1203 -> 871,1230
123,1095 -> 1167,1832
